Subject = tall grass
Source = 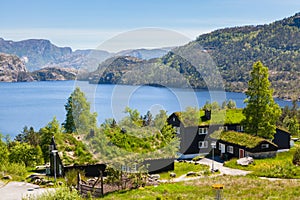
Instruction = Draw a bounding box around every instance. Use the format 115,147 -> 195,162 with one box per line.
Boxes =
0,162 -> 27,181
23,187 -> 83,200
101,176 -> 300,200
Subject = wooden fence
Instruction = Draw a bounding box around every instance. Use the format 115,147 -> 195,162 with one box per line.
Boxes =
77,172 -> 103,197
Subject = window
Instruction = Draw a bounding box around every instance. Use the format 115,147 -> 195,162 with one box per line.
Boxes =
219,126 -> 228,131
199,127 -> 208,135
199,141 -> 208,149
218,143 -> 222,150
261,144 -> 269,149
176,127 -> 180,134
227,146 -> 234,154
131,164 -> 137,172
236,125 -> 244,132
173,117 -> 176,122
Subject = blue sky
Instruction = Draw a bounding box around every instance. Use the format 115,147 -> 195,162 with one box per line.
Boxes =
0,0 -> 299,51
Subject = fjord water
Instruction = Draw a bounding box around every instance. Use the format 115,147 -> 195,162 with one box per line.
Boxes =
0,81 -> 296,137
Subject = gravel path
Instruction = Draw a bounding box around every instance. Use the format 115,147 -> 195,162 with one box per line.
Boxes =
0,181 -> 54,200
197,158 -> 251,176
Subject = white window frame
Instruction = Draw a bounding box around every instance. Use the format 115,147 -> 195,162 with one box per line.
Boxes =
224,126 -> 228,131
261,144 -> 269,149
219,126 -> 228,131
199,141 -> 208,149
218,143 -> 222,151
237,125 -> 244,132
219,143 -> 226,153
198,127 -> 208,135
240,125 -> 244,132
227,146 -> 234,154
176,127 -> 180,134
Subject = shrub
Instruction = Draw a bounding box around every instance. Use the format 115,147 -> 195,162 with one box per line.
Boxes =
293,147 -> 300,166
0,162 -> 27,181
65,169 -> 86,188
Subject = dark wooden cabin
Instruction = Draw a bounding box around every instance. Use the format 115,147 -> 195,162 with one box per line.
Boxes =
273,128 -> 291,150
167,111 -> 290,157
212,131 -> 278,159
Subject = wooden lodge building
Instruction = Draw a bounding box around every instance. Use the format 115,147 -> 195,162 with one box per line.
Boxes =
49,136 -> 107,177
167,109 -> 291,159
49,137 -> 174,177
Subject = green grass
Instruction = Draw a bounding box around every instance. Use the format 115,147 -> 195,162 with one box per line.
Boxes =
159,161 -> 210,180
0,162 -> 28,181
178,108 -> 245,126
101,176 -> 300,200
224,143 -> 300,178
211,130 -> 274,148
23,175 -> 300,200
54,132 -> 96,166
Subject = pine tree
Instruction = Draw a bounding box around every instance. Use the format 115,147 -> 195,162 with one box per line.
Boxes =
243,61 -> 281,139
62,87 -> 97,134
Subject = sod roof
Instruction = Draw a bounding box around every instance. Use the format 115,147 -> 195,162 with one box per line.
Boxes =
174,108 -> 245,126
210,130 -> 277,149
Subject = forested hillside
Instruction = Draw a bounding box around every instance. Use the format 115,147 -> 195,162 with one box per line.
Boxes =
195,12 -> 300,99
86,13 -> 300,100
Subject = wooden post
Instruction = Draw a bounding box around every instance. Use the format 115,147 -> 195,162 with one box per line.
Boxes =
77,172 -> 81,193
100,170 -> 104,196
212,184 -> 224,200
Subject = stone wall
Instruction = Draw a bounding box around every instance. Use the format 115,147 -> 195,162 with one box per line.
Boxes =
245,151 -> 277,159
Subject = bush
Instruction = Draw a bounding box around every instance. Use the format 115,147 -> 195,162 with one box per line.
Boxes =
65,169 -> 86,188
293,147 -> 300,166
0,162 -> 27,181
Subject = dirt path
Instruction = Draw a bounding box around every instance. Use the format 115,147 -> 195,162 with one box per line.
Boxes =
0,181 -> 54,200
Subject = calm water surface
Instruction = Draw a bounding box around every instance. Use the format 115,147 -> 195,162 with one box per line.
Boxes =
0,81 -> 296,137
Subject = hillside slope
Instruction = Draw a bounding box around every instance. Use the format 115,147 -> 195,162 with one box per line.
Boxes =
194,12 -> 300,99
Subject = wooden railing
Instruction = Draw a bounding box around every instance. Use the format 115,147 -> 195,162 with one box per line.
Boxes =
77,172 -> 103,197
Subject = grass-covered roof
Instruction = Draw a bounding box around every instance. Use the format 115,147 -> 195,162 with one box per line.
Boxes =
210,131 -> 276,149
175,108 -> 245,126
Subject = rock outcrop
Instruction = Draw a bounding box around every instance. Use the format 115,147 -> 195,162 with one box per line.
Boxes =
31,67 -> 78,81
0,53 -> 33,82
0,38 -> 72,71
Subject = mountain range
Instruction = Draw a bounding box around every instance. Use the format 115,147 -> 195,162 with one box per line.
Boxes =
0,13 -> 299,100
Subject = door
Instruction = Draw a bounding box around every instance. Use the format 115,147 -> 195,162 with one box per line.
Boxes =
239,149 -> 245,158
220,143 -> 225,153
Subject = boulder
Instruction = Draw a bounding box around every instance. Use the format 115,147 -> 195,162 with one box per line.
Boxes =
237,157 -> 254,166
47,182 -> 54,186
2,175 -> 12,180
169,172 -> 176,178
150,174 -> 160,180
186,171 -> 197,176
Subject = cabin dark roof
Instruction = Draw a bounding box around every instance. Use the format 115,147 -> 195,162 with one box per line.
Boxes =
210,131 -> 277,149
